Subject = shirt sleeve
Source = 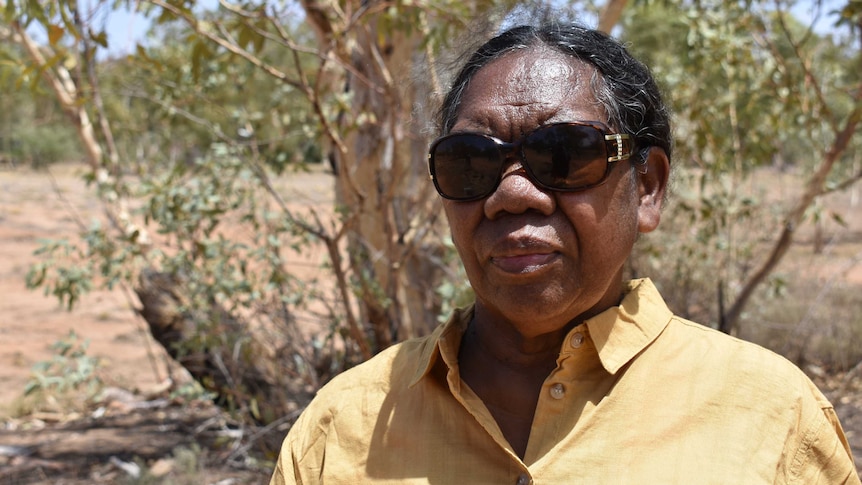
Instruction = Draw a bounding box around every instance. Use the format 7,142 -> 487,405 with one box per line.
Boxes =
269,432 -> 302,485
786,384 -> 860,485
269,402 -> 330,485
269,454 -> 294,485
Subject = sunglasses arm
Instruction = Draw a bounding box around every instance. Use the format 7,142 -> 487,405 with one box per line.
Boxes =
605,133 -> 632,163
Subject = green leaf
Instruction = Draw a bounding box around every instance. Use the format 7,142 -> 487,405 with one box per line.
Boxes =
48,24 -> 64,46
831,211 -> 848,228
190,41 -> 210,83
250,397 -> 260,420
237,25 -> 253,50
91,30 -> 109,48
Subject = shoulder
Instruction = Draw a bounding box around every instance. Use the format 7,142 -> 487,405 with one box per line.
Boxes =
666,315 -> 816,383
663,317 -> 846,438
621,279 -> 831,409
304,334 -> 432,414
280,331 -> 438,449
272,330 -> 446,483
645,317 -> 859,481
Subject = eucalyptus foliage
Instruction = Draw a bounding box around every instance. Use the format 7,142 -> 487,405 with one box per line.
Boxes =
623,0 -> 862,334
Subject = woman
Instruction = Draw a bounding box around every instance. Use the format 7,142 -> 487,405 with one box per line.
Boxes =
271,22 -> 859,484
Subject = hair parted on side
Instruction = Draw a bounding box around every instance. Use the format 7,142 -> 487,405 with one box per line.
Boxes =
436,22 -> 673,165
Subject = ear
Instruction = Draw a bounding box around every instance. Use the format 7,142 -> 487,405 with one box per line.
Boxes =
636,147 -> 670,234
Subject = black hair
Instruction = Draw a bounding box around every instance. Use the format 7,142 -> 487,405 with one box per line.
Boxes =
437,23 -> 672,165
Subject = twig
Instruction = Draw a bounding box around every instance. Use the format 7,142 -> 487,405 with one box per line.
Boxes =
148,0 -> 304,90
45,168 -> 88,232
225,407 -> 304,463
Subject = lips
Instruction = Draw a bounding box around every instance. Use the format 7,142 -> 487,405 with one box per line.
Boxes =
487,229 -> 562,274
491,251 -> 559,273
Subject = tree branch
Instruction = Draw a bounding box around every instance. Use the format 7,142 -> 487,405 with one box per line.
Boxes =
148,0 -> 304,90
723,99 -> 862,333
597,0 -> 628,33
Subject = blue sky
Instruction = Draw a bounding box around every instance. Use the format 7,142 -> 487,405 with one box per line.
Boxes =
95,0 -> 848,57
104,5 -> 148,54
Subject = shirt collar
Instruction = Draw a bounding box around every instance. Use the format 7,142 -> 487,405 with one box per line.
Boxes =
409,306 -> 472,387
409,278 -> 672,385
585,278 -> 673,374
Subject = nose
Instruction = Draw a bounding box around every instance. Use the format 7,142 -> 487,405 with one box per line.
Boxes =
484,160 -> 556,219
503,164 -> 528,179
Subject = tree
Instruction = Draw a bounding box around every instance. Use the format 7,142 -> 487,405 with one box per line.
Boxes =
622,0 -> 862,337
4,0 -> 571,436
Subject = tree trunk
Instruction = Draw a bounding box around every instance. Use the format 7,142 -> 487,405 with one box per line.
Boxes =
134,270 -> 313,429
598,0 -> 628,33
303,2 -> 447,352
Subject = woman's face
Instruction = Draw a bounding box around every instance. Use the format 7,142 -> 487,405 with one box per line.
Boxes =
442,47 -> 660,339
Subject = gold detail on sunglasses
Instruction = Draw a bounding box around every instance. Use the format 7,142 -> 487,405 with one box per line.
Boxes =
605,133 -> 631,163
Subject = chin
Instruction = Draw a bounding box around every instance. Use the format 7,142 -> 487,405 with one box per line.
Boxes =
486,286 -> 579,324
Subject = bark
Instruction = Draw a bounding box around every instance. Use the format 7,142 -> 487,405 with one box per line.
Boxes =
134,270 -> 314,426
597,0 -> 628,33
302,0 -> 445,351
10,22 -> 147,246
12,23 -> 104,173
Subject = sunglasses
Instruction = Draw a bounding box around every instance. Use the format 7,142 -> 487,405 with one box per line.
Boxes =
428,121 -> 633,201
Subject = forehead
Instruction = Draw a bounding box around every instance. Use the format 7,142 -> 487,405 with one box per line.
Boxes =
453,46 -> 606,137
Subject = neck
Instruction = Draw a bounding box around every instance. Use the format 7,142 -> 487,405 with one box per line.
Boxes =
458,308 -> 565,460
465,307 -> 568,371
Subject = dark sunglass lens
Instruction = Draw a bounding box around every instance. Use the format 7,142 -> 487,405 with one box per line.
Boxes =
524,125 -> 607,189
432,135 -> 502,200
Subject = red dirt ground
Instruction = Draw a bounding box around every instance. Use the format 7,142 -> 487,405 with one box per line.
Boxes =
0,164 -> 171,410
0,163 -> 335,483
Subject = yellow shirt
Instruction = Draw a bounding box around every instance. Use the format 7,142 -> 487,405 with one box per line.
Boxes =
271,279 -> 859,484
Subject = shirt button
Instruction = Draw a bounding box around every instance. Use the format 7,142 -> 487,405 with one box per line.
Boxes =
570,332 -> 584,348
550,383 -> 565,400
516,473 -> 532,485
